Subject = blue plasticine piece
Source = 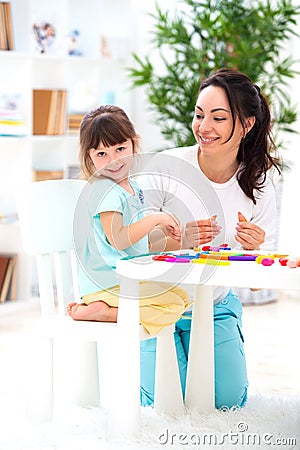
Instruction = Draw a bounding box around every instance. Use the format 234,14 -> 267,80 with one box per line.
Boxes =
228,255 -> 257,261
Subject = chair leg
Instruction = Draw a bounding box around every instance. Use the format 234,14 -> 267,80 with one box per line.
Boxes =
75,341 -> 100,407
154,329 -> 184,415
52,338 -> 100,419
105,277 -> 141,441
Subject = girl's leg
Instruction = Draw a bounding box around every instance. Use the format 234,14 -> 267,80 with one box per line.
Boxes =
67,301 -> 118,322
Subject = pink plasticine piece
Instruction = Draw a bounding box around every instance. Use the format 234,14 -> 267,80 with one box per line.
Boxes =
287,258 -> 298,268
261,258 -> 275,266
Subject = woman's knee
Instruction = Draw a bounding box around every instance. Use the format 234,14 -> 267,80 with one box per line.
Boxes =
215,382 -> 248,409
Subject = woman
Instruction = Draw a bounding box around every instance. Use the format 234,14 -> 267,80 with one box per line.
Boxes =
140,68 -> 280,409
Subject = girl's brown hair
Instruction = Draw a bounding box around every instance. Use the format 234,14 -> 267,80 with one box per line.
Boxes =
79,105 -> 140,179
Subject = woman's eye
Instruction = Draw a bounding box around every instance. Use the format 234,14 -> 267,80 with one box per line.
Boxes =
214,117 -> 226,121
195,114 -> 203,120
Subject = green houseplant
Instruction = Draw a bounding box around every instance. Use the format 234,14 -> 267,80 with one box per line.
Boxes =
128,0 -> 300,149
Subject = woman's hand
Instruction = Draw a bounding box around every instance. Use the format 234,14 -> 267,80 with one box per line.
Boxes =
183,215 -> 222,248
235,221 -> 265,250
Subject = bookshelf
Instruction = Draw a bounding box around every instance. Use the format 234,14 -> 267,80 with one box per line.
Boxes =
0,0 -> 135,301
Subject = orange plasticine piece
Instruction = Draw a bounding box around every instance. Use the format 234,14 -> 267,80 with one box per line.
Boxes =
238,211 -> 247,222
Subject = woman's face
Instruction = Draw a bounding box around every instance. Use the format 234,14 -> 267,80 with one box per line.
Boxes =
192,85 -> 245,157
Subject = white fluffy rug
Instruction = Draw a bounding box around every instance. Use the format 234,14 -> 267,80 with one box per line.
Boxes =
1,395 -> 299,450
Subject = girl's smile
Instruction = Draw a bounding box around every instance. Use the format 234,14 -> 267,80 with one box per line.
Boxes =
89,139 -> 134,183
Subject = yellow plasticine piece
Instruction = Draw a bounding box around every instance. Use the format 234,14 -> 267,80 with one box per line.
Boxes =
191,259 -> 230,266
256,255 -> 275,264
256,255 -> 266,264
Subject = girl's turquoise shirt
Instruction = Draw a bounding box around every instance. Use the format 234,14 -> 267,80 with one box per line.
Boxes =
79,177 -> 148,295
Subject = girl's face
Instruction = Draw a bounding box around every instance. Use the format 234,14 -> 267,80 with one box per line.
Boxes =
192,85 -> 246,158
89,139 -> 134,182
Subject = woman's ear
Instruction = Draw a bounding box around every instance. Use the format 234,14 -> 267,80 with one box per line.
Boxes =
245,117 -> 256,135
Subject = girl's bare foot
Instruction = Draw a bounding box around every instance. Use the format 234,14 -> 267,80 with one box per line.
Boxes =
67,301 -> 118,322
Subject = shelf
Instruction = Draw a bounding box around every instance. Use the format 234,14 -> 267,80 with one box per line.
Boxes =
0,0 -> 135,301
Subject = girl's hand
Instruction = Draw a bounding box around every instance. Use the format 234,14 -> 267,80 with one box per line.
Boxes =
235,220 -> 265,250
183,215 -> 222,248
155,212 -> 182,243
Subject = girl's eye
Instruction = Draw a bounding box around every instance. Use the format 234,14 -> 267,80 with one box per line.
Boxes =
97,151 -> 106,157
116,146 -> 125,152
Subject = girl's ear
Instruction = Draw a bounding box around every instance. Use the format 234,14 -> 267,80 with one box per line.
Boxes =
132,134 -> 141,154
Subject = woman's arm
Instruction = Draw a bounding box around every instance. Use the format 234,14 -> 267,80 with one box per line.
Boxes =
235,177 -> 278,251
100,210 -> 181,250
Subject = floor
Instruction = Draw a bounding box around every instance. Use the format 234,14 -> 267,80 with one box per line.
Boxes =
0,290 -> 300,407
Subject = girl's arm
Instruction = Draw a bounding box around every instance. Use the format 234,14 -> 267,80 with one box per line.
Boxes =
100,210 -> 181,250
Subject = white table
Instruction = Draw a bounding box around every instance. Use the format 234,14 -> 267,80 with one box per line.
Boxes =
116,252 -> 300,413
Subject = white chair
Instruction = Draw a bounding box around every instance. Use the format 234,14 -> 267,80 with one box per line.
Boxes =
16,179 -> 183,440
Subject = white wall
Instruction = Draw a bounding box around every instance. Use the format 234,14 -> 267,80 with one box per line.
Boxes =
278,27 -> 300,253
130,0 -> 171,152
131,0 -> 300,252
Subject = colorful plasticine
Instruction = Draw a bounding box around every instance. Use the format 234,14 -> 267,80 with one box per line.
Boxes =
261,258 -> 275,266
165,257 -> 191,263
238,211 -> 247,222
228,255 -> 257,261
279,258 -> 288,266
199,254 -> 229,260
201,245 -> 232,252
191,258 -> 230,266
149,250 -> 300,269
286,258 -> 300,268
152,254 -> 175,261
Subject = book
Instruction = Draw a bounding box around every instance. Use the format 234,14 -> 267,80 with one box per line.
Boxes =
32,169 -> 64,181
4,2 -> 14,50
0,3 -> 6,50
7,256 -> 18,301
0,2 -> 14,50
68,113 -> 84,133
0,255 -> 10,294
0,254 -> 17,303
33,89 -> 67,135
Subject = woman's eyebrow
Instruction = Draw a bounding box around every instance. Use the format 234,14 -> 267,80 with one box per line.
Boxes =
195,105 -> 230,113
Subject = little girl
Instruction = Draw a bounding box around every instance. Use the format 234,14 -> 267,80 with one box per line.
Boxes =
67,105 -> 189,335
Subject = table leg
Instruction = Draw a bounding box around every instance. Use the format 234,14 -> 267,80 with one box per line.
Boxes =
185,284 -> 215,411
106,276 -> 141,440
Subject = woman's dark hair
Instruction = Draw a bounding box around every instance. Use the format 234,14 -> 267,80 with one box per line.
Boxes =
79,105 -> 140,179
199,68 -> 281,203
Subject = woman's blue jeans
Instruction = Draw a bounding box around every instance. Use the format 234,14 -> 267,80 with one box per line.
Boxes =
140,289 -> 248,409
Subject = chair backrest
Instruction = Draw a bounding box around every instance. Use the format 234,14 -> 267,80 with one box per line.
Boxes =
16,179 -> 88,318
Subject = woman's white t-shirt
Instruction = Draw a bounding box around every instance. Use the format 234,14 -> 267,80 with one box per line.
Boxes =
139,145 -> 277,304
